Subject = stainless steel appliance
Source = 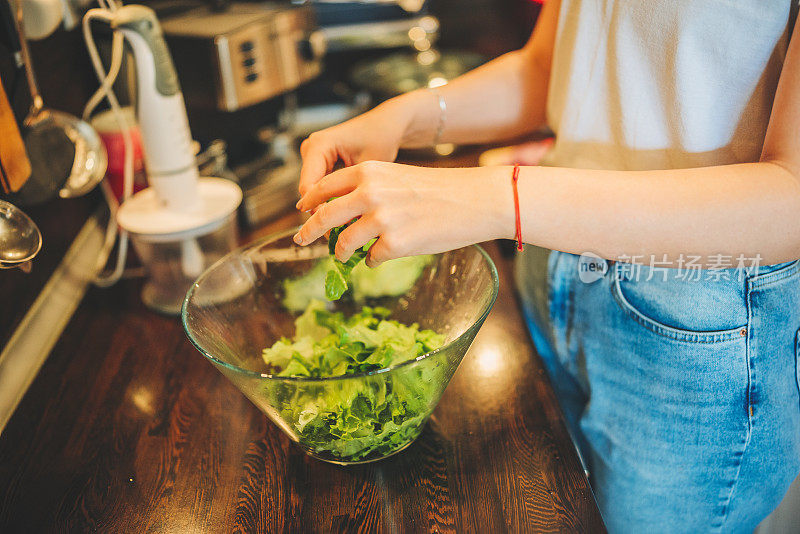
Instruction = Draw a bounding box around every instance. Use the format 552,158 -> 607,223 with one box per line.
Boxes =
161,3 -> 325,111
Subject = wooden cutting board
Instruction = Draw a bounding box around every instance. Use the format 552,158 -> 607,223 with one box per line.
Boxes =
0,73 -> 31,193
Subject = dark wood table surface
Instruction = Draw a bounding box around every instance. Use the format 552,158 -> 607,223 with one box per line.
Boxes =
0,153 -> 604,533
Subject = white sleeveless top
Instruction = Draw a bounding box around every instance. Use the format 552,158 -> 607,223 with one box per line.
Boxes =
542,0 -> 797,171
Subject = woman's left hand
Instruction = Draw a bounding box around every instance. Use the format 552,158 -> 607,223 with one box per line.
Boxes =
293,161 -> 513,266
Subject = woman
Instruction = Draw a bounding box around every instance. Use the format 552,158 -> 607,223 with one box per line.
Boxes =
293,0 -> 800,531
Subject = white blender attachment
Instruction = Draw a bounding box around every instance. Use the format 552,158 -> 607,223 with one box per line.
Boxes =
112,5 -> 242,314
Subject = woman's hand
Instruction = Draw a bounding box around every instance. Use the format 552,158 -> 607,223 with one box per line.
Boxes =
298,101 -> 416,197
293,161 -> 514,266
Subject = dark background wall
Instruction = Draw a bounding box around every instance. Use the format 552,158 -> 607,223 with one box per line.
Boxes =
0,0 -> 539,123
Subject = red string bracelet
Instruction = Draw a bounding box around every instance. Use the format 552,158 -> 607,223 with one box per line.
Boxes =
512,164 -> 523,251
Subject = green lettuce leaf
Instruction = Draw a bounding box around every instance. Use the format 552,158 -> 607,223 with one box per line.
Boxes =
261,299 -> 447,461
282,255 -> 432,312
324,224 -> 372,300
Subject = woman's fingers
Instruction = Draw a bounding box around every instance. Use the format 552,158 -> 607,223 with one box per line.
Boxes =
294,193 -> 365,246
296,165 -> 362,212
298,135 -> 338,196
333,216 -> 381,262
365,237 -> 391,268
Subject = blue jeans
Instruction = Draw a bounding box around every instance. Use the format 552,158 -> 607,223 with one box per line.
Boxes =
515,248 -> 800,533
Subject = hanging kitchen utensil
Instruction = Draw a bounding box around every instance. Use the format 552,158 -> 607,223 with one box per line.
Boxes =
0,199 -> 41,271
0,156 -> 10,193
8,0 -> 106,206
0,72 -> 31,194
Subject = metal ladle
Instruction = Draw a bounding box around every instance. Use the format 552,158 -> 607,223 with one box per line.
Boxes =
12,0 -> 106,204
0,199 -> 41,272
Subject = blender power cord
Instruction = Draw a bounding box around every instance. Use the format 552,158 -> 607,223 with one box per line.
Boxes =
82,1 -> 138,287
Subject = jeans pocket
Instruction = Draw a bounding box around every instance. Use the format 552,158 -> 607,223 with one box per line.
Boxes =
748,260 -> 800,291
610,274 -> 747,344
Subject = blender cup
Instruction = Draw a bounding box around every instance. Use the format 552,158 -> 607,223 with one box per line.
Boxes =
118,176 -> 242,315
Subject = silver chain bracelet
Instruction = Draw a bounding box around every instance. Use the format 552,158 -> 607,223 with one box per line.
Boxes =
428,87 -> 447,146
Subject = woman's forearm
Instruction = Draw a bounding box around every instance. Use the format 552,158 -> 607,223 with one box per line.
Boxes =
492,162 -> 800,266
385,49 -> 550,148
294,157 -> 800,268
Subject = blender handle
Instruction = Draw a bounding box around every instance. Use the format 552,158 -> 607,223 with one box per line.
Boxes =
112,5 -> 179,97
112,5 -> 199,212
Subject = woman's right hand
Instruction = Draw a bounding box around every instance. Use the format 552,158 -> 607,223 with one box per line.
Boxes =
298,101 -> 414,196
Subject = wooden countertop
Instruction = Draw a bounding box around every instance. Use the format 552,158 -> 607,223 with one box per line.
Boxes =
0,151 -> 604,532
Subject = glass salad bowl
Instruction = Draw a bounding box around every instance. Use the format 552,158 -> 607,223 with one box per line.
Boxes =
182,228 -> 499,464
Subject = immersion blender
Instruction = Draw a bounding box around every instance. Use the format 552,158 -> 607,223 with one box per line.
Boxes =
109,5 -> 242,313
